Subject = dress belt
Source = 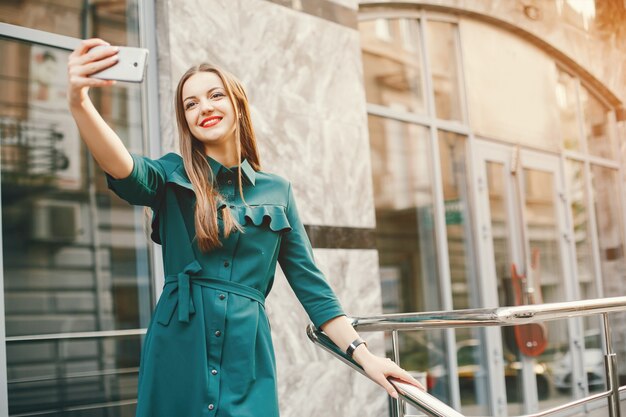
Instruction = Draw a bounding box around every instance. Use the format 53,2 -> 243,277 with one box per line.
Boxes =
156,260 -> 266,326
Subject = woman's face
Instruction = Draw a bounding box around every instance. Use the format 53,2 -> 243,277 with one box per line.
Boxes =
182,71 -> 237,147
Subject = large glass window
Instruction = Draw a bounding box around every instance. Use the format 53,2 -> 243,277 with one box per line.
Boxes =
581,88 -> 612,159
368,115 -> 451,404
564,160 -> 595,297
359,18 -> 427,114
1,1 -> 151,415
438,130 -> 489,414
426,22 -> 463,121
556,69 -> 582,152
590,165 -> 626,365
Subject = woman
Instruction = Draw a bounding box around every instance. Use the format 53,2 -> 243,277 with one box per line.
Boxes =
67,38 -> 424,417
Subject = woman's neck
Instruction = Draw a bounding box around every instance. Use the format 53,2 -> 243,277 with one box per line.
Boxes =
203,141 -> 239,167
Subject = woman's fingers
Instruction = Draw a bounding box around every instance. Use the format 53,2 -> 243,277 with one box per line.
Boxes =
70,38 -> 109,59
398,371 -> 426,390
67,38 -> 120,94
391,366 -> 426,391
75,44 -> 119,66
376,374 -> 399,399
73,53 -> 119,77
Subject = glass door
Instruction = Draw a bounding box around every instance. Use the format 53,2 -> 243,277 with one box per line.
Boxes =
473,139 -> 584,416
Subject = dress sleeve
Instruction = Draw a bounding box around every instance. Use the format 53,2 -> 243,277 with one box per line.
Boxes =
104,153 -> 166,209
277,182 -> 346,329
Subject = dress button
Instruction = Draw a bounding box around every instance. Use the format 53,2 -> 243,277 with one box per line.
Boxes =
223,261 -> 230,267
227,179 -> 233,185
215,330 -> 222,337
211,369 -> 218,375
208,404 -> 214,410
219,294 -> 226,300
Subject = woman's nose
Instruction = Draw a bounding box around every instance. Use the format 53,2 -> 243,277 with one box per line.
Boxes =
199,98 -> 215,112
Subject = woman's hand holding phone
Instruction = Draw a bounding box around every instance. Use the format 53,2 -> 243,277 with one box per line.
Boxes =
67,38 -> 119,107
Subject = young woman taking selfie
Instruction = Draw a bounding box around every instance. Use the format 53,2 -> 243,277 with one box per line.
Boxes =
67,38 -> 423,417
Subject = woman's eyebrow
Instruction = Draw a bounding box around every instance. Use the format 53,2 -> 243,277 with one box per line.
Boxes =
183,87 -> 223,102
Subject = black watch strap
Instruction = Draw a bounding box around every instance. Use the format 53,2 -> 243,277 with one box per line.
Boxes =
346,337 -> 367,358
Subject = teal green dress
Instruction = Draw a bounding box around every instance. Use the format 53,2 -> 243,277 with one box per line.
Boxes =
105,152 -> 346,417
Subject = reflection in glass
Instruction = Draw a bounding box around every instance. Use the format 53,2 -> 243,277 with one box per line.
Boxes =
556,69 -> 581,151
565,159 -> 605,392
6,335 -> 141,415
439,131 -> 487,414
591,165 -> 626,294
1,4 -> 149,412
426,21 -> 462,121
522,168 -> 573,408
0,0 -> 140,43
486,162 -> 510,311
581,87 -> 612,159
359,18 -> 426,113
0,40 -> 151,337
486,161 -> 522,415
368,115 -> 450,403
564,160 -> 594,296
590,165 -> 626,375
486,161 -> 573,411
523,169 -> 563,290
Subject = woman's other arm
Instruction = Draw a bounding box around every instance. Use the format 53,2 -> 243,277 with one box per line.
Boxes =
320,316 -> 424,398
277,182 -> 424,397
67,38 -> 132,180
67,38 -> 165,209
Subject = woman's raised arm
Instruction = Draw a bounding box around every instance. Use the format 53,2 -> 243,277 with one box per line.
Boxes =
67,38 -> 133,180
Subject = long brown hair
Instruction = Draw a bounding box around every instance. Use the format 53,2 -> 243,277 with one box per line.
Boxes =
174,64 -> 261,252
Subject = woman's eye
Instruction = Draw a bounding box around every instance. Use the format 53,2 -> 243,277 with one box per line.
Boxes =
212,92 -> 224,99
185,102 -> 196,109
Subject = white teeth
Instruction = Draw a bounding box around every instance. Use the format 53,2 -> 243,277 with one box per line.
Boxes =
202,118 -> 220,127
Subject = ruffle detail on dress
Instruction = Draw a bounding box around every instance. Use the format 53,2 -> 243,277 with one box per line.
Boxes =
236,205 -> 292,233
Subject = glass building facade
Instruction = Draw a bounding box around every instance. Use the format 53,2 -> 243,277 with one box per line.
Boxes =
1,0 -> 625,416
360,3 -> 625,416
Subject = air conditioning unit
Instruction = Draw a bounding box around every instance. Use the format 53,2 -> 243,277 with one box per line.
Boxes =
31,199 -> 81,242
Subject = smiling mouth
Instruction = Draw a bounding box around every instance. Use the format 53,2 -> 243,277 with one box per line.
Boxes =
200,117 -> 222,128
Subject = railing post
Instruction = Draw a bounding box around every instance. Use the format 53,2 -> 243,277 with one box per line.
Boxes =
392,330 -> 403,417
603,313 -> 621,417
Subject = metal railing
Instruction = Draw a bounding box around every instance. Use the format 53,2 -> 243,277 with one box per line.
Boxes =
307,296 -> 626,417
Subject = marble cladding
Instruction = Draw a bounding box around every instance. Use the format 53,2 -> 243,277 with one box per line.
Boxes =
266,249 -> 388,417
158,0 -> 375,228
360,0 -> 626,106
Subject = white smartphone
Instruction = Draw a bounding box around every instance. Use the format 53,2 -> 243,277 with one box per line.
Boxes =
89,45 -> 149,83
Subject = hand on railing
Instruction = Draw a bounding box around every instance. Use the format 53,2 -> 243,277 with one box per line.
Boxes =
352,350 -> 425,399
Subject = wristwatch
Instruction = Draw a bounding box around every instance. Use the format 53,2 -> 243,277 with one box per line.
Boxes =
346,337 -> 367,358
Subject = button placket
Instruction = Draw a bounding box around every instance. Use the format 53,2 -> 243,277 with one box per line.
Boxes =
205,287 -> 227,416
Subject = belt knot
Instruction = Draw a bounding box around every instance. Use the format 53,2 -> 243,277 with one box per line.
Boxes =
156,260 -> 202,326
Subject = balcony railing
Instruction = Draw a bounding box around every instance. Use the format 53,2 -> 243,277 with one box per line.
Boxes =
307,296 -> 626,417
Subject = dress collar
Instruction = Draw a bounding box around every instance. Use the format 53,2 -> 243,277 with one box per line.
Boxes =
206,154 -> 256,186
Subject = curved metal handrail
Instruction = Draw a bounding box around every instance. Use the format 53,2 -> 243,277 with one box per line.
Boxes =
307,296 -> 626,417
306,326 -> 464,417
349,296 -> 626,332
